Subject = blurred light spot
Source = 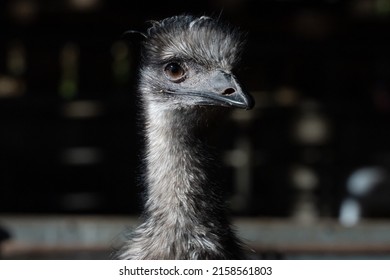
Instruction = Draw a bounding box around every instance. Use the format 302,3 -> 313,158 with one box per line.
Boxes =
347,167 -> 386,196
293,202 -> 318,224
7,41 -> 26,76
291,165 -> 319,191
224,149 -> 249,167
8,0 -> 38,22
0,76 -> 25,98
293,102 -> 330,145
274,87 -> 300,107
339,198 -> 361,227
292,196 -> 319,224
225,137 -> 253,212
59,43 -> 79,99
62,100 -> 103,118
69,0 -> 100,10
376,0 -> 390,16
61,147 -> 102,165
231,108 -> 255,122
351,0 -> 390,17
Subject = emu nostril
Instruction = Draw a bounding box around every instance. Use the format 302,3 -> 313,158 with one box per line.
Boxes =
222,88 -> 236,95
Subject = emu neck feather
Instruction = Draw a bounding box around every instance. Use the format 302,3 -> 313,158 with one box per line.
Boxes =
117,103 -> 242,259
144,105 -> 209,219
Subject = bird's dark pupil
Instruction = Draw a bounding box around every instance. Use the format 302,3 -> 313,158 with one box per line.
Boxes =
169,64 -> 181,75
170,64 -> 179,73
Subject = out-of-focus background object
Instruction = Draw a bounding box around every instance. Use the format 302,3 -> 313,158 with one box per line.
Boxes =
1,0 -> 390,259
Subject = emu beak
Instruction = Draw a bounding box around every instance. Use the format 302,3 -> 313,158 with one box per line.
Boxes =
192,70 -> 254,110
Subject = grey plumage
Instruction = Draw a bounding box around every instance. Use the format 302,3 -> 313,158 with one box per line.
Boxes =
119,15 -> 254,260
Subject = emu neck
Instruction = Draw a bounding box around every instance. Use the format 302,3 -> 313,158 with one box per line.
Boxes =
143,104 -> 213,218
123,102 -> 243,259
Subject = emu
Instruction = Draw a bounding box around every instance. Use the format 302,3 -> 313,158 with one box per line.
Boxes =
119,15 -> 254,260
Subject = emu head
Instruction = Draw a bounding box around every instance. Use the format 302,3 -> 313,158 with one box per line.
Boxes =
134,15 -> 254,110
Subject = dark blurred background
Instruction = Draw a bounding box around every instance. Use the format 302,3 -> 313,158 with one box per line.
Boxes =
1,0 -> 390,259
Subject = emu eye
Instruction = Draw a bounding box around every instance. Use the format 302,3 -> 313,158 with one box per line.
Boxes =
164,63 -> 186,82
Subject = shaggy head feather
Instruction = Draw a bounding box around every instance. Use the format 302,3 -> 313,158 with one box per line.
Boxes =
142,15 -> 245,69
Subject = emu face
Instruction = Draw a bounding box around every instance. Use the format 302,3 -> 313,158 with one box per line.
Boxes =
138,15 -> 254,110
